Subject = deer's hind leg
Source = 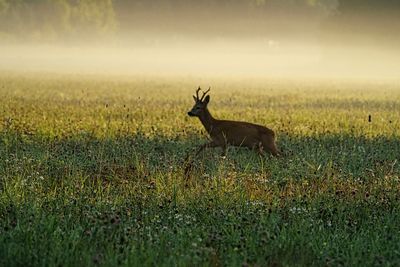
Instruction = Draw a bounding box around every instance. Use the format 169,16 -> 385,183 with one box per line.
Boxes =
261,135 -> 280,157
255,141 -> 266,156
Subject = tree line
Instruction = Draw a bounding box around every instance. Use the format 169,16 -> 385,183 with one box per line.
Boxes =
0,0 -> 116,42
0,0 -> 398,42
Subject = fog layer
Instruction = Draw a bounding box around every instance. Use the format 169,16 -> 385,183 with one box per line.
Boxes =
0,0 -> 399,80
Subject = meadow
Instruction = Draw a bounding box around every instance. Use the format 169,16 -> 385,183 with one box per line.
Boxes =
0,72 -> 399,266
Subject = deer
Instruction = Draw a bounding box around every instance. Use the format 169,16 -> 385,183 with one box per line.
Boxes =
187,87 -> 280,159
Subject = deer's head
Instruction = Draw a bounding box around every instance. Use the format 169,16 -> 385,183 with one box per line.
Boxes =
188,87 -> 210,117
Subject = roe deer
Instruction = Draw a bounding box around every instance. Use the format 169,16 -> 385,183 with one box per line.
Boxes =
187,87 -> 280,157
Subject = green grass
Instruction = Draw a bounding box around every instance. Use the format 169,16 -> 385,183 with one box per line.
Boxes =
0,72 -> 400,266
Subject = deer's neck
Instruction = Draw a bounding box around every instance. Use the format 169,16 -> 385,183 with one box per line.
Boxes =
199,108 -> 217,134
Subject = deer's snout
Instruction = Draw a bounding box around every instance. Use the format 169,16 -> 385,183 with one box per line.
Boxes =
188,111 -> 195,117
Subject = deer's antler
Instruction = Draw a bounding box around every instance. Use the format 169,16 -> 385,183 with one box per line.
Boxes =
194,87 -> 201,101
200,87 -> 210,101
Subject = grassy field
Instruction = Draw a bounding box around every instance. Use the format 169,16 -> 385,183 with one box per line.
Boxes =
0,72 -> 399,266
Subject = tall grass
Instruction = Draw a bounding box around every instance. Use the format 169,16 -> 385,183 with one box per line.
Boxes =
0,73 -> 399,266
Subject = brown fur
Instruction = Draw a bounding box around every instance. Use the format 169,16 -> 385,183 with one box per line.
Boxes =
188,89 -> 280,157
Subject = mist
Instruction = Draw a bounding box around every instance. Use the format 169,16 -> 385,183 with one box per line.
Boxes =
1,0 -> 399,80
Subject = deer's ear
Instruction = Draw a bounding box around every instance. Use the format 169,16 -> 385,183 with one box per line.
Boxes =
193,95 -> 197,102
204,95 -> 210,104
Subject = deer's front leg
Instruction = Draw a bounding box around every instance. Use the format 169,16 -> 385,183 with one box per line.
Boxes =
184,140 -> 219,178
195,140 -> 219,156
